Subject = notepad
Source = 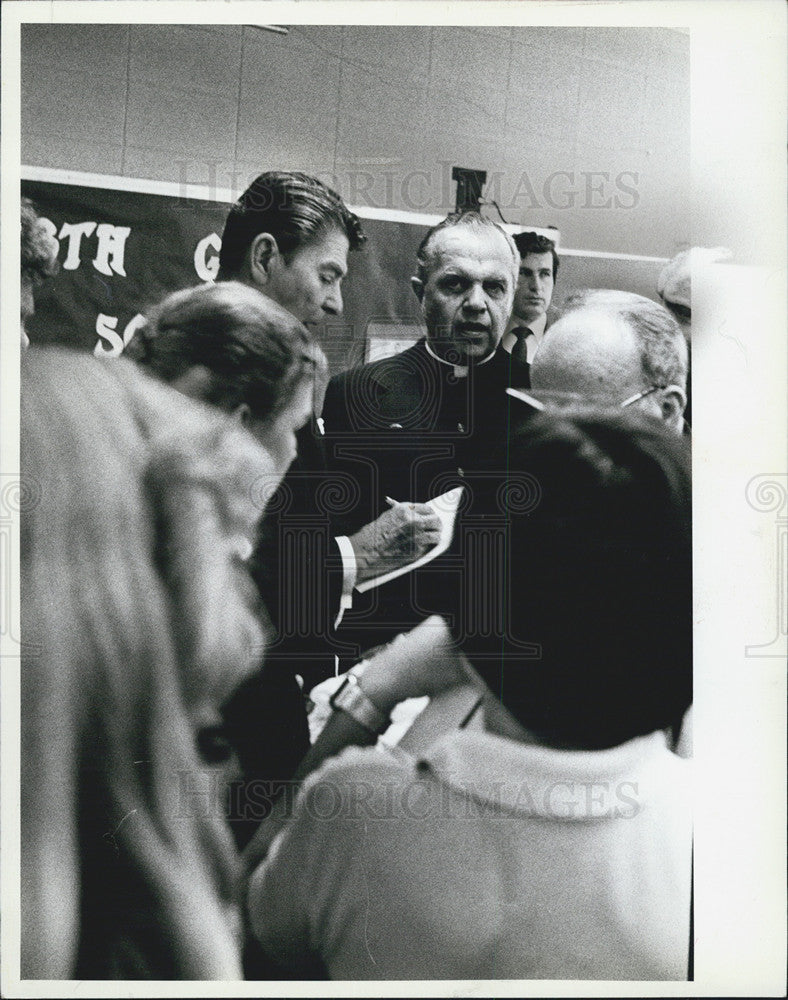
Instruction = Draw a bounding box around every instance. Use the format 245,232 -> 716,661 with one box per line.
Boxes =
355,486 -> 464,593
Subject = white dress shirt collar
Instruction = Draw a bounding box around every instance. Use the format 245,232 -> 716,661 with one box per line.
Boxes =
501,311 -> 548,365
423,338 -> 497,378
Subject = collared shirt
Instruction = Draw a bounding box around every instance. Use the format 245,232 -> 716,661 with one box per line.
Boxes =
249,727 -> 692,980
501,310 -> 548,365
423,337 -> 497,378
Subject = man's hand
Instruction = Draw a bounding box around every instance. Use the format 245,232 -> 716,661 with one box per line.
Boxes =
348,502 -> 441,585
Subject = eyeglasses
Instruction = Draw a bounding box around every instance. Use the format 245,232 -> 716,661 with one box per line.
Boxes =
619,384 -> 667,408
507,385 -> 669,411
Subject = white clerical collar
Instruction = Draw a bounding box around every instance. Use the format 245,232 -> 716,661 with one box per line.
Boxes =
423,338 -> 497,378
501,311 -> 548,363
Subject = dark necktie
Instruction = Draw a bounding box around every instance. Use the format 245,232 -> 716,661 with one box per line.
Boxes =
510,326 -> 534,368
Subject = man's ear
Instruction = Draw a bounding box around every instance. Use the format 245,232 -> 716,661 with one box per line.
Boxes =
248,233 -> 280,287
410,276 -> 425,303
231,402 -> 253,428
661,385 -> 687,431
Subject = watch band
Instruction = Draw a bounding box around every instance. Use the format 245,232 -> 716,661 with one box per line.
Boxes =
329,673 -> 389,733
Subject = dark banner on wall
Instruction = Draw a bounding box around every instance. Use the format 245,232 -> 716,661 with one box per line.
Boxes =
22,178 -> 665,375
21,179 -> 428,375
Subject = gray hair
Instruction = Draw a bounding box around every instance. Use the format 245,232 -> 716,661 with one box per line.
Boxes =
560,289 -> 688,390
415,211 -> 519,285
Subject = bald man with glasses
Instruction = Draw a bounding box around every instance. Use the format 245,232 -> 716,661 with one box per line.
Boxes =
528,289 -> 689,435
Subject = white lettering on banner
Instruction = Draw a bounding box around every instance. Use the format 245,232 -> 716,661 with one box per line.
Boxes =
194,232 -> 221,282
59,221 -> 97,270
93,224 -> 131,277
94,312 -> 146,358
52,221 -> 132,275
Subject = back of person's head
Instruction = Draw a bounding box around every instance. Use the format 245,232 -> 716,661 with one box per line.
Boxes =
478,409 -> 691,749
126,280 -> 318,422
656,248 -> 692,323
414,210 -> 519,285
21,198 -> 58,280
217,170 -> 365,280
511,230 -> 559,278
20,349 -> 274,978
559,288 -> 688,392
656,245 -> 731,339
20,197 -> 59,342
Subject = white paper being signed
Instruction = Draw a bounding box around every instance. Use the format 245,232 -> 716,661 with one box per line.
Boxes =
355,486 -> 464,593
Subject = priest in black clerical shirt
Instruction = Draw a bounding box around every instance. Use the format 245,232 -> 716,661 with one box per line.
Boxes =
321,211 -> 530,663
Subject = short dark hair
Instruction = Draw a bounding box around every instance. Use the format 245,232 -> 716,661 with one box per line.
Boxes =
217,171 -> 365,279
21,198 -> 58,283
512,230 -> 559,280
414,211 -> 519,285
127,281 -> 317,421
471,409 -> 691,749
560,288 -> 688,390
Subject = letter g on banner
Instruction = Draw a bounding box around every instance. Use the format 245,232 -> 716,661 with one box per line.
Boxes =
194,233 -> 221,282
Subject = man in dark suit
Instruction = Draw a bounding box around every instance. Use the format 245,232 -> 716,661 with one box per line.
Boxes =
499,230 -> 560,386
321,211 -> 527,661
210,172 -> 362,821
214,173 -> 441,840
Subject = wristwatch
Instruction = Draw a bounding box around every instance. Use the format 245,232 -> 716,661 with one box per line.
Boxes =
329,672 -> 389,734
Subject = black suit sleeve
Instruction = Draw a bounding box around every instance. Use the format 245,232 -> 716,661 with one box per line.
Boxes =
221,419 -> 355,847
